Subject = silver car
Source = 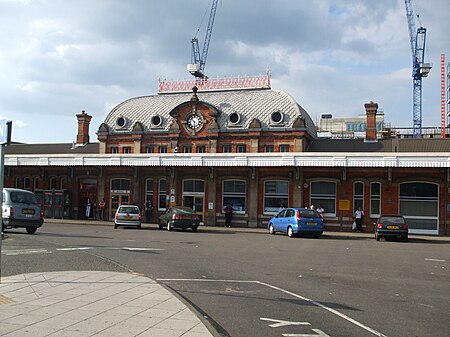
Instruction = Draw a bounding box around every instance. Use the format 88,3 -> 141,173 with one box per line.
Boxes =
114,205 -> 142,229
2,188 -> 44,234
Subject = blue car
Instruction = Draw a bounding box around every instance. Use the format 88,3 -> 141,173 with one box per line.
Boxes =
268,207 -> 324,238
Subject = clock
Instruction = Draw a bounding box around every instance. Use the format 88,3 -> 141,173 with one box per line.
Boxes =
187,114 -> 202,130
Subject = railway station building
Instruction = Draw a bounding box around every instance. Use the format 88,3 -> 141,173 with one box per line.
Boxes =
4,77 -> 450,236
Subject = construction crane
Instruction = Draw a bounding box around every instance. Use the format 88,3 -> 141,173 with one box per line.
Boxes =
404,0 -> 432,137
187,0 -> 219,78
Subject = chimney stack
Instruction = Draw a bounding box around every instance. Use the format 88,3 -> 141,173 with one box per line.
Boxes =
76,110 -> 92,145
364,101 -> 378,141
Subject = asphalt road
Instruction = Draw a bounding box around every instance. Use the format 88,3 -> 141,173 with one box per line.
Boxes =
1,222 -> 449,337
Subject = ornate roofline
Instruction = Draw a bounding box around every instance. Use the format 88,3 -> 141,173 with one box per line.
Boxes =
5,152 -> 450,168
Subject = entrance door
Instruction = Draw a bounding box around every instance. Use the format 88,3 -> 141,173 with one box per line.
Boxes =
111,194 -> 130,220
183,196 -> 204,223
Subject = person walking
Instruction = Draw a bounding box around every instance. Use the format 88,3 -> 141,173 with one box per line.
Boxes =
144,200 -> 153,223
316,204 -> 325,219
224,202 -> 233,227
98,198 -> 106,220
354,207 -> 365,232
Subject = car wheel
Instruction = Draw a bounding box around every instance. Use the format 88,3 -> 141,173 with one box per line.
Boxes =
114,224 -> 118,229
167,222 -> 172,231
287,226 -> 294,238
192,226 -> 198,232
402,235 -> 408,242
269,224 -> 275,235
137,224 -> 142,229
26,227 -> 37,234
158,220 -> 163,229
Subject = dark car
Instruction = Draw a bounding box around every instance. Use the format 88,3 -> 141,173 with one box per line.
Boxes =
2,188 -> 44,234
374,215 -> 408,242
114,205 -> 142,229
158,206 -> 200,232
268,207 -> 324,238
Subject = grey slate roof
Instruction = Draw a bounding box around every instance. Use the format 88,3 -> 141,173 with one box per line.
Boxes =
309,138 -> 450,152
5,143 -> 99,155
102,88 -> 317,138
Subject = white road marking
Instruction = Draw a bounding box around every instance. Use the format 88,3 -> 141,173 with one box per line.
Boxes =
3,249 -> 50,256
157,278 -> 387,337
119,247 -> 165,251
283,329 -> 330,337
260,317 -> 310,328
57,247 -> 94,251
424,258 -> 446,262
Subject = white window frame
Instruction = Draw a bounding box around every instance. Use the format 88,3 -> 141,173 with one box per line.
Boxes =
222,180 -> 246,214
158,179 -> 167,211
263,180 -> 289,215
310,181 -> 337,217
370,182 -> 381,218
353,181 -> 364,213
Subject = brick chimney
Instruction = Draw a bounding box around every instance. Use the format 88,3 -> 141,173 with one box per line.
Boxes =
364,101 -> 378,141
76,110 -> 92,145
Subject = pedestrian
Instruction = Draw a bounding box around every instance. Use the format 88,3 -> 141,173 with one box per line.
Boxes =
144,200 -> 153,223
354,207 -> 365,232
99,198 -> 106,220
316,204 -> 325,219
85,197 -> 91,219
310,204 -> 315,210
224,202 -> 233,227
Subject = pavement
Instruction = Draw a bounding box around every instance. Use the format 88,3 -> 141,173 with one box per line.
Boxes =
1,218 -> 448,337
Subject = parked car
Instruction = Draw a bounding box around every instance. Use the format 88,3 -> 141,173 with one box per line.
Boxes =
268,207 -> 324,238
158,206 -> 200,232
374,215 -> 408,242
2,188 -> 44,234
114,205 -> 142,229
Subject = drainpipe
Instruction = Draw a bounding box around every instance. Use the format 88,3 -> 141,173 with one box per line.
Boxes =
445,168 -> 449,236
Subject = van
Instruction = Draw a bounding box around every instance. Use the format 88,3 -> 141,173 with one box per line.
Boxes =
2,188 -> 44,234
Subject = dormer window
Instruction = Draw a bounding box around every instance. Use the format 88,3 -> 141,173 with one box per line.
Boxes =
229,112 -> 241,125
270,111 -> 283,124
151,115 -> 163,128
116,116 -> 127,128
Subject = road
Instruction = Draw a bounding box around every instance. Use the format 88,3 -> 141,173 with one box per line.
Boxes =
1,222 -> 449,337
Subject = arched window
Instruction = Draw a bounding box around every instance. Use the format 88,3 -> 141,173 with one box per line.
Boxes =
223,180 -> 246,214
370,182 -> 381,217
264,180 -> 288,214
353,182 -> 364,213
311,181 -> 336,216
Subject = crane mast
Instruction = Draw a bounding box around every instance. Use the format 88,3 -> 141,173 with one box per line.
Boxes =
404,0 -> 431,137
187,0 -> 219,78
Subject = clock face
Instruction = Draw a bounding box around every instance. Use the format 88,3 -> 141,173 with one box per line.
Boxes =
187,114 -> 202,130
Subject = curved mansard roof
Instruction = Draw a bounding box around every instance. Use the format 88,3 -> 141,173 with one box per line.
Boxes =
101,88 -> 317,138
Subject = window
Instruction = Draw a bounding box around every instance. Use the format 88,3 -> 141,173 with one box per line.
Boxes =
237,144 -> 246,153
23,177 -> 31,190
146,179 -> 153,205
264,145 -> 274,152
223,180 -> 246,213
33,177 -> 39,190
399,182 -> 438,234
196,145 -> 206,153
310,181 -> 336,216
111,147 -> 119,154
264,180 -> 288,214
146,146 -> 154,153
111,179 -> 130,192
183,146 -> 192,153
183,180 -> 205,193
370,182 -> 381,217
15,177 -> 20,188
223,145 -> 232,153
122,146 -> 131,154
159,146 -> 167,153
279,145 -> 290,152
60,178 -> 67,190
158,179 -> 167,210
271,111 -> 283,124
49,177 -> 58,190
353,182 -> 364,212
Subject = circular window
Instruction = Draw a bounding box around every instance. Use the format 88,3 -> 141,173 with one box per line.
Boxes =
271,111 -> 283,124
229,112 -> 240,125
116,117 -> 126,128
151,115 -> 162,127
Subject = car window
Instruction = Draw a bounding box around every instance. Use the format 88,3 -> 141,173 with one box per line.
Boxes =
300,209 -> 320,218
277,210 -> 286,218
10,191 -> 38,204
120,206 -> 139,214
285,209 -> 295,217
380,216 -> 405,224
175,207 -> 194,214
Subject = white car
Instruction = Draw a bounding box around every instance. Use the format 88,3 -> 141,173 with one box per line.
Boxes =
114,205 -> 142,229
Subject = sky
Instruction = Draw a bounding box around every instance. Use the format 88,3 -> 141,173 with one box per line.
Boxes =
0,0 -> 449,144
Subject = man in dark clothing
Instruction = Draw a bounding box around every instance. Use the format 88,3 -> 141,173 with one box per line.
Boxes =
224,202 -> 233,227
